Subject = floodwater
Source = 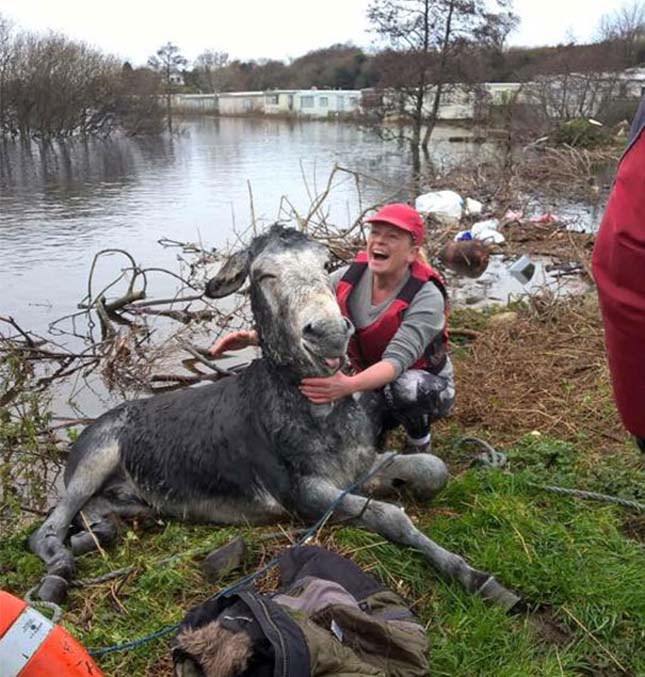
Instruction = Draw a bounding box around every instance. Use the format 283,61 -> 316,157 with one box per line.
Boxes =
0,117 -> 497,336
0,117 -> 603,417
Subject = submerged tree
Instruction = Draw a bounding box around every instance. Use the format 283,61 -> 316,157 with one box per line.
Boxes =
0,13 -> 165,140
366,0 -> 518,170
148,41 -> 187,132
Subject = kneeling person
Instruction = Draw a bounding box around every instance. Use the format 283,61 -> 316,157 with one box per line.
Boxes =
209,204 -> 454,453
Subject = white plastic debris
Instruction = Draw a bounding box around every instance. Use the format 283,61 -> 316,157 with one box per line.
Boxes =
415,190 -> 463,224
471,218 -> 499,236
470,218 -> 505,244
464,197 -> 483,216
477,230 -> 505,244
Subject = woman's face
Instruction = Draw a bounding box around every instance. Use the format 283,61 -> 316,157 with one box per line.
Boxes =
367,222 -> 418,277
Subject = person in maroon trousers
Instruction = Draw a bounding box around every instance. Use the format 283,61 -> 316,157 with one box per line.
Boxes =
592,97 -> 645,452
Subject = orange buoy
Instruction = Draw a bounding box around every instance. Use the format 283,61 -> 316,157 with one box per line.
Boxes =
0,590 -> 103,676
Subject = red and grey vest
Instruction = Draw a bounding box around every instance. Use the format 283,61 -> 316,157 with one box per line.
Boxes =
336,252 -> 449,374
592,103 -> 645,438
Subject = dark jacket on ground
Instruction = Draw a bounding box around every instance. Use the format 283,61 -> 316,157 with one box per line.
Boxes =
172,545 -> 429,677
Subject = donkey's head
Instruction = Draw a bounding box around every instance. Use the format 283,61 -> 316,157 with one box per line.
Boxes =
206,225 -> 353,378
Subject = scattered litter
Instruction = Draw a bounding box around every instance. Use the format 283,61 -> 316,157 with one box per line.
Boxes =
455,230 -> 473,241
509,255 -> 536,285
471,218 -> 505,244
530,213 -> 559,225
439,240 -> 490,278
415,190 -> 463,224
471,219 -> 500,235
503,209 -> 524,222
546,262 -> 584,277
464,197 -> 483,216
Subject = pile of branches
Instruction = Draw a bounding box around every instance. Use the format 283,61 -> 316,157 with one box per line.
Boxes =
445,292 -> 624,448
422,143 -> 620,209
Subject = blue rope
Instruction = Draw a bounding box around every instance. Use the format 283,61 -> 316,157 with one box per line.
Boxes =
88,454 -> 394,658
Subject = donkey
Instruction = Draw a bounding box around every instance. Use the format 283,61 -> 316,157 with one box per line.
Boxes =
29,225 -> 520,610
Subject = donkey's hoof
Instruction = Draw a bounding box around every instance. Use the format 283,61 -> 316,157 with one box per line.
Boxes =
477,576 -> 522,612
37,575 -> 69,604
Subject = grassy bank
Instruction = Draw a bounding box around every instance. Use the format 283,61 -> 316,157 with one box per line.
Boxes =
1,293 -> 644,676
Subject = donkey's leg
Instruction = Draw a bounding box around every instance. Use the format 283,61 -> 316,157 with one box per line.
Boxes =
70,497 -> 120,556
70,481 -> 152,556
361,451 -> 448,499
297,477 -> 521,611
29,442 -> 121,601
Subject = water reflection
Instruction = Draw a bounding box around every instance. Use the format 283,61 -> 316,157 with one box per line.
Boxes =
0,118 -> 499,336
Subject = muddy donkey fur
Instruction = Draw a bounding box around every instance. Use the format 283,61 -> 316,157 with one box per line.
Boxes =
30,225 -> 520,610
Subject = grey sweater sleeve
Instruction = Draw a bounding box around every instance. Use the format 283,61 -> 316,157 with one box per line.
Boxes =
381,282 -> 446,377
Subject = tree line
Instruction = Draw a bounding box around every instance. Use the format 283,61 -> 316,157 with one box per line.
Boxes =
181,2 -> 645,94
1,0 -> 645,142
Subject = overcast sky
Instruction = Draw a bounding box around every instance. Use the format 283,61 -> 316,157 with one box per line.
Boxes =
0,0 -> 633,65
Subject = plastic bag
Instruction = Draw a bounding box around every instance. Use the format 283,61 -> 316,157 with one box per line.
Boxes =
415,190 -> 464,223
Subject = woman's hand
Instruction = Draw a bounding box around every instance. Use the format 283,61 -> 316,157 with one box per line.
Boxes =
208,330 -> 258,357
299,371 -> 355,404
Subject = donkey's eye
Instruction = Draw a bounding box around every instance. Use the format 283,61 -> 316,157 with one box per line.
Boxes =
256,273 -> 277,283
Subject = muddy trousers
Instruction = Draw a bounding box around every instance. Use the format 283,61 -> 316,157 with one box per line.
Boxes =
381,369 -> 455,449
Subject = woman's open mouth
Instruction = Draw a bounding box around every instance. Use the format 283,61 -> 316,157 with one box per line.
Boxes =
370,249 -> 390,262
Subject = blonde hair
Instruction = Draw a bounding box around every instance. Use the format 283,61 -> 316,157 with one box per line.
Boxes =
416,246 -> 429,265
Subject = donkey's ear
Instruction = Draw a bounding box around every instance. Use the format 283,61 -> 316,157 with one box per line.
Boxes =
204,249 -> 250,298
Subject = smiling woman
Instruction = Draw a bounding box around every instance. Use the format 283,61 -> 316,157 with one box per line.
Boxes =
324,203 -> 454,453
212,205 -> 455,454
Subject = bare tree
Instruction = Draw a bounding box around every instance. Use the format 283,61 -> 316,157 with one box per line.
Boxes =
118,65 -> 166,136
148,41 -> 187,132
598,1 -> 645,65
520,32 -> 627,124
366,0 -> 518,171
1,31 -> 125,139
0,14 -> 14,134
0,20 -> 165,140
194,49 -> 229,92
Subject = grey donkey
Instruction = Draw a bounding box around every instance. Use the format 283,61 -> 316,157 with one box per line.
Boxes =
29,225 -> 521,610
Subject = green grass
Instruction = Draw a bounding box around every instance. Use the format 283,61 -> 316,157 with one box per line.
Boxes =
2,432 -> 644,676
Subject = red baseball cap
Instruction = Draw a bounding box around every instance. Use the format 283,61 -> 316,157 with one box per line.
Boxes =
364,203 -> 425,246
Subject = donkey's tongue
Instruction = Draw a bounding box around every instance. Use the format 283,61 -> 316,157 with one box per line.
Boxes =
325,357 -> 341,370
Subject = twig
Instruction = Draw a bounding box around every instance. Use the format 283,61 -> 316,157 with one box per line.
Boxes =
561,606 -> 629,674
247,180 -> 257,235
0,315 -> 36,347
79,511 -> 109,561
